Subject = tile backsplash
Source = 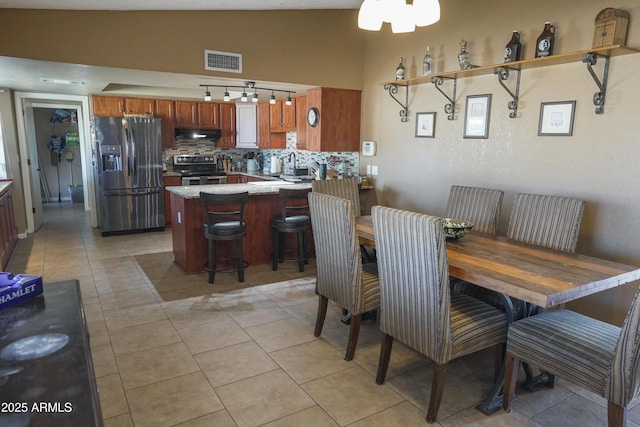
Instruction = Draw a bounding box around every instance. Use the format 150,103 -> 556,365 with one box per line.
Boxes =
163,132 -> 359,176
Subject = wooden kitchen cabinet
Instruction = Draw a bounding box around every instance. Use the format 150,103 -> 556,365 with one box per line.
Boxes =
163,175 -> 182,226
257,102 -> 271,148
199,102 -> 219,128
269,98 -> 296,132
175,101 -> 220,128
306,87 -> 361,152
124,97 -> 156,115
295,95 -> 307,150
91,95 -> 124,116
0,181 -> 17,270
219,103 -> 236,148
155,99 -> 176,148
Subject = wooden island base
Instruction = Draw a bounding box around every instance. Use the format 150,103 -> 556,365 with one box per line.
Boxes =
170,188 -> 312,274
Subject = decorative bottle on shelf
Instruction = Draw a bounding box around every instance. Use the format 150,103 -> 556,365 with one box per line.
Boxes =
422,46 -> 433,76
504,30 -> 522,62
395,57 -> 405,80
535,22 -> 555,58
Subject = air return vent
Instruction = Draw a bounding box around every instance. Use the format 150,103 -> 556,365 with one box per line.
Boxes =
204,50 -> 242,73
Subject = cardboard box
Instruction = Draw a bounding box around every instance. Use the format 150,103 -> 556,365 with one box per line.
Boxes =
0,273 -> 43,310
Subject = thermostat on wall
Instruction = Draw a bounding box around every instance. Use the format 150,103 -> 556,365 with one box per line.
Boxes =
362,141 -> 376,156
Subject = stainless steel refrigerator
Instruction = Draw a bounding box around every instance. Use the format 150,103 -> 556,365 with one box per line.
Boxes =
95,116 -> 165,236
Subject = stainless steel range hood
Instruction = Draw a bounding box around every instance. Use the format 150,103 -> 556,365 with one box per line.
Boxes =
175,128 -> 221,141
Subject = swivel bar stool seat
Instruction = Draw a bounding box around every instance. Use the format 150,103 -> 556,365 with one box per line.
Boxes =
271,187 -> 312,272
200,191 -> 248,283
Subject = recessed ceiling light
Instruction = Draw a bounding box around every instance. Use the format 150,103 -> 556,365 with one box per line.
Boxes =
40,78 -> 85,85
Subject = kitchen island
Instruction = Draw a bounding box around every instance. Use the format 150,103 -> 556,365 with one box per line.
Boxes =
166,181 -> 312,274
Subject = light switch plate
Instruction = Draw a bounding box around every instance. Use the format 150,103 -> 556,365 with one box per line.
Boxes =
371,165 -> 379,176
366,164 -> 372,174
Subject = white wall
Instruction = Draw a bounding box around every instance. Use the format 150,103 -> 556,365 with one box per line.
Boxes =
360,0 -> 640,324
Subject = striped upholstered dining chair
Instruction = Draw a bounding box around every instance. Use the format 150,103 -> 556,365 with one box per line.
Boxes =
454,192 -> 585,318
506,192 -> 585,253
371,206 -> 508,423
312,178 -> 361,217
308,192 -> 380,361
445,185 -> 504,235
504,284 -> 640,427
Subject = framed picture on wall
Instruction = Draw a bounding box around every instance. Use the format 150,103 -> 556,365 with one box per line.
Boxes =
463,94 -> 491,139
538,101 -> 576,136
415,112 -> 435,138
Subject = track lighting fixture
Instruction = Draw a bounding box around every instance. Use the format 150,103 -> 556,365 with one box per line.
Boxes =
199,81 -> 295,103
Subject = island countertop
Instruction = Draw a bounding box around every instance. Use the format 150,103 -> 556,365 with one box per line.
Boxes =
166,181 -> 312,199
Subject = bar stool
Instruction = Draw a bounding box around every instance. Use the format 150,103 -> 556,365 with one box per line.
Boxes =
271,187 -> 312,272
200,191 -> 249,283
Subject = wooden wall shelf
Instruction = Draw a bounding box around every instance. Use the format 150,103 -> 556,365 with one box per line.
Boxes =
381,45 -> 639,121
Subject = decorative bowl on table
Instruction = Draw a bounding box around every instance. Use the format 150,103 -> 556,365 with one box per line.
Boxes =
443,218 -> 474,240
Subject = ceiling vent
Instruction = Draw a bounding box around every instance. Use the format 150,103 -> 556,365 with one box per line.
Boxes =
204,50 -> 242,73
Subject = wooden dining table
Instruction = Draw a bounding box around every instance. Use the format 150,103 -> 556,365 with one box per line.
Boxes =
356,214 -> 640,414
356,215 -> 640,309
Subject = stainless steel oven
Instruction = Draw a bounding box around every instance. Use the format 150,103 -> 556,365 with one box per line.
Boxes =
174,154 -> 227,186
181,176 -> 228,186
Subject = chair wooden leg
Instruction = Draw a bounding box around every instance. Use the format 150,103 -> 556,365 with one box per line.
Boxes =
314,295 -> 328,337
236,238 -> 245,282
345,313 -> 361,361
376,333 -> 394,385
608,401 -> 626,427
503,354 -> 519,412
426,363 -> 448,423
208,239 -> 216,283
272,230 -> 279,271
297,231 -> 305,272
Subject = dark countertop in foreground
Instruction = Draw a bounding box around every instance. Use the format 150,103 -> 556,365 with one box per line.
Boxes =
0,280 -> 102,426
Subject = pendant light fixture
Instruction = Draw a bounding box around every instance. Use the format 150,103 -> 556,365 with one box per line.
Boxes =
285,92 -> 292,106
358,0 -> 440,33
269,90 -> 276,105
223,88 -> 230,102
203,86 -> 212,101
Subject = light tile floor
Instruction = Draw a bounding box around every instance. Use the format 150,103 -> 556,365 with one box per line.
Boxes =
9,202 -> 640,427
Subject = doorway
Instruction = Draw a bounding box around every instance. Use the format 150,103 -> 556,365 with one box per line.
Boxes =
14,92 -> 96,233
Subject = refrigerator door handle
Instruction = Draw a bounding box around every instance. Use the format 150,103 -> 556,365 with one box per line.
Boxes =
125,126 -> 133,177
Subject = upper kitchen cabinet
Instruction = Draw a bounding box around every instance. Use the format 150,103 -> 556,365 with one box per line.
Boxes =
219,103 -> 236,148
175,101 -> 220,128
124,98 -> 156,115
235,103 -> 258,149
269,98 -> 296,132
306,87 -> 361,152
155,99 -> 176,148
294,95 -> 307,150
92,95 -> 124,116
257,102 -> 271,149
